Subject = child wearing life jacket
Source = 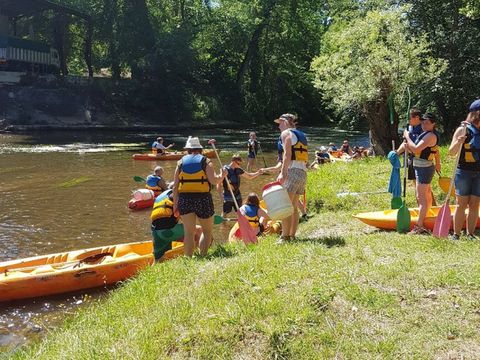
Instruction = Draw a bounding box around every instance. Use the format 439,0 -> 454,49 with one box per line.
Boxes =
239,193 -> 269,235
246,132 -> 260,172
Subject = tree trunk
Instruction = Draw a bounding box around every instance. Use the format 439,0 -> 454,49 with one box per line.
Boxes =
365,97 -> 399,156
84,20 -> 93,78
53,12 -> 69,76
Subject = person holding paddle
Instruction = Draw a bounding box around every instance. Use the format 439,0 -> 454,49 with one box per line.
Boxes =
246,132 -> 260,172
172,137 -> 227,257
404,113 -> 441,234
447,100 -> 480,240
152,137 -> 175,155
217,154 -> 262,219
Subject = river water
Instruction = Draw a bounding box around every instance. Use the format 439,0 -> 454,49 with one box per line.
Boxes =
0,126 -> 368,352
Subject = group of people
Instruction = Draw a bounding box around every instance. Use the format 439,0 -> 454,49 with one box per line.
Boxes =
309,140 -> 371,167
148,113 -> 310,258
393,99 -> 480,240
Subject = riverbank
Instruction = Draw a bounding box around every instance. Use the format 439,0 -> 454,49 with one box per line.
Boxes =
6,149 -> 480,359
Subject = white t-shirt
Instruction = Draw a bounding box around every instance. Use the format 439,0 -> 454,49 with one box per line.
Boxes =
152,142 -> 167,150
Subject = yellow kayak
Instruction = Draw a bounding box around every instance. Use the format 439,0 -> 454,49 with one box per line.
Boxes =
353,205 -> 480,231
0,241 -> 183,302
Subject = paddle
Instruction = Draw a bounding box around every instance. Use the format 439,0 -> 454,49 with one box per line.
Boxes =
208,139 -> 257,244
396,149 -> 411,233
337,190 -> 389,198
433,126 -> 465,238
133,176 -> 146,183
257,142 -> 268,168
437,172 -> 456,195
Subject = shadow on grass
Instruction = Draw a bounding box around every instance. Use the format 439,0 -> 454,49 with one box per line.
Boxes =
292,235 -> 346,247
203,245 -> 239,260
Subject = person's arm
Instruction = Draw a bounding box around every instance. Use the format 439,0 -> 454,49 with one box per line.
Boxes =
448,126 -> 467,156
166,143 -> 175,149
404,130 -> 435,152
262,161 -> 282,173
278,131 -> 292,184
240,168 -> 260,180
258,207 -> 269,220
205,160 -> 227,185
172,164 -> 181,217
158,178 -> 168,192
216,182 -> 224,199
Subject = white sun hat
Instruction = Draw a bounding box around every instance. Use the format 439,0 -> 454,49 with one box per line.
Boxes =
184,136 -> 203,149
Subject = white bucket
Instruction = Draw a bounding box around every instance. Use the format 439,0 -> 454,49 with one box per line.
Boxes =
133,189 -> 155,201
262,182 -> 293,220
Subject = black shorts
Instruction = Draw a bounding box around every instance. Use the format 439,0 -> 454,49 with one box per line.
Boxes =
407,160 -> 415,181
223,196 -> 242,214
178,193 -> 215,219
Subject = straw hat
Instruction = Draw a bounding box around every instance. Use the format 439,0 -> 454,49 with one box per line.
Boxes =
184,136 -> 203,149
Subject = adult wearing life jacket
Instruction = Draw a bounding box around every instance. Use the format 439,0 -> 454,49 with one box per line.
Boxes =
404,113 -> 441,235
275,113 -> 308,242
172,136 -> 227,257
145,166 -> 168,192
246,132 -> 260,172
216,154 -> 261,218
151,137 -> 175,155
448,99 -> 480,240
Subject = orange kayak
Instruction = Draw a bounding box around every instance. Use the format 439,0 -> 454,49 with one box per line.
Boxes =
353,205 -> 480,231
0,241 -> 183,302
132,149 -> 219,161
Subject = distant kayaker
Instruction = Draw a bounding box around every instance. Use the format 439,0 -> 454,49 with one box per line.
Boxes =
152,137 -> 175,155
172,136 -> 227,257
448,99 -> 480,241
274,113 -> 308,242
246,132 -> 260,172
404,112 -> 441,235
150,186 -> 202,260
145,166 -> 168,192
217,154 -> 262,218
239,193 -> 269,235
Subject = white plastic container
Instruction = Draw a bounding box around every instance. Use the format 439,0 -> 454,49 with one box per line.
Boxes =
262,182 -> 293,220
133,189 -> 155,201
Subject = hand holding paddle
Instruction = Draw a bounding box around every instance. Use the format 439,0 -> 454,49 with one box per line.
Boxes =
208,139 -> 257,244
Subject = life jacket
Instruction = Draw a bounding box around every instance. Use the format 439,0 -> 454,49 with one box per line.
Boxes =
459,124 -> 480,170
290,129 -> 308,162
413,131 -> 439,162
247,139 -> 259,154
223,165 -> 241,196
150,190 -> 176,222
409,124 -> 423,143
243,204 -> 260,229
178,154 -> 210,193
277,136 -> 284,162
146,175 -> 163,191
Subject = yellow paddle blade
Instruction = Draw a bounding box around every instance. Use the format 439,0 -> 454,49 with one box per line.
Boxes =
438,177 -> 455,195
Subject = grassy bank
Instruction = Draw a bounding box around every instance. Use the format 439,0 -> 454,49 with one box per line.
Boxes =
7,148 -> 480,359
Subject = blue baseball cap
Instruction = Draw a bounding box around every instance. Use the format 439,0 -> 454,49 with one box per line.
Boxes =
469,99 -> 480,112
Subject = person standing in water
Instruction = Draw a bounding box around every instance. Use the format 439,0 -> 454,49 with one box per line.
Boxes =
246,131 -> 259,172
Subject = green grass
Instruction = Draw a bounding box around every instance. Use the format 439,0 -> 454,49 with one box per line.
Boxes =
6,147 -> 480,359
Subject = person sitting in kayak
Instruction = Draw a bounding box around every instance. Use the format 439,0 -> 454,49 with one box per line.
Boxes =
239,193 -> 269,235
152,137 -> 175,155
146,166 -> 168,192
246,132 -> 260,172
150,185 -> 202,260
217,154 -> 262,218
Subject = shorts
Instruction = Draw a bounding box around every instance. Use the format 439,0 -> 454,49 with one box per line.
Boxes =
414,165 -> 435,185
455,168 -> 480,197
407,159 -> 415,181
178,193 -> 215,219
223,196 -> 242,214
284,167 -> 307,195
248,151 -> 256,159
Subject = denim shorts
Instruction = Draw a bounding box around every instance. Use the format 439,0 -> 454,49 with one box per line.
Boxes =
414,165 -> 435,184
455,168 -> 480,197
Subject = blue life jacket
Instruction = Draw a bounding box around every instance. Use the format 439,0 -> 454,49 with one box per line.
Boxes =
223,165 -> 242,199
178,154 -> 210,193
459,124 -> 480,171
243,204 -> 260,229
414,131 -> 439,162
146,175 -> 163,190
277,136 -> 284,162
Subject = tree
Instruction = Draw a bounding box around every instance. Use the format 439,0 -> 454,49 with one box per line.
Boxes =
311,9 -> 446,155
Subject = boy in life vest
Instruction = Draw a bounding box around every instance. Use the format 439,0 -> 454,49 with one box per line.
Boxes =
151,137 -> 175,155
151,185 -> 202,260
145,166 -> 168,192
239,193 -> 269,236
217,154 -> 262,218
246,132 -> 260,172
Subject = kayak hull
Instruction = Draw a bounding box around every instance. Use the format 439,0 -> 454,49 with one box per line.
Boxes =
353,205 -> 480,231
132,149 -> 219,161
128,197 -> 155,210
0,241 -> 184,302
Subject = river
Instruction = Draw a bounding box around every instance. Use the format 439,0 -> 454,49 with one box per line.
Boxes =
0,126 -> 368,352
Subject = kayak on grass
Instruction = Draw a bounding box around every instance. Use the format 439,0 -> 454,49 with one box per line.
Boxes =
0,241 -> 183,302
132,149 -> 219,161
353,205 -> 480,231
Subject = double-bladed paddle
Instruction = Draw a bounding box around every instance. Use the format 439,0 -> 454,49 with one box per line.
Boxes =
209,139 -> 257,244
397,149 -> 411,233
433,126 -> 466,237
133,176 -> 146,183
